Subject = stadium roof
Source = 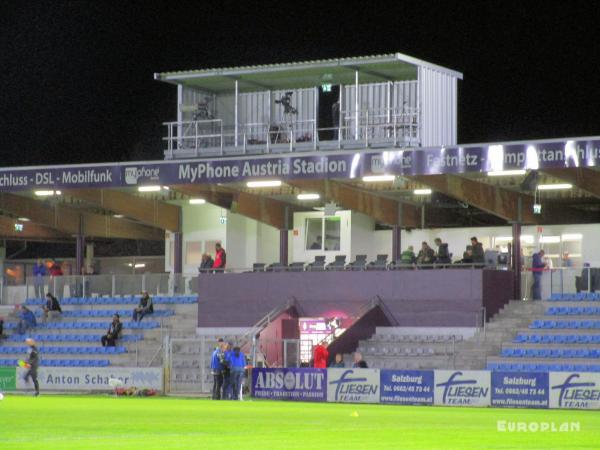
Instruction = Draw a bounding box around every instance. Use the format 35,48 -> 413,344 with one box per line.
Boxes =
154,53 -> 463,93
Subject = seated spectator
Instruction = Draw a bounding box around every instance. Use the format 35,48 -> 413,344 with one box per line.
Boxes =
42,292 -> 62,322
199,253 -> 214,273
16,305 -> 37,335
352,352 -> 368,368
470,237 -> 484,264
330,353 -> 345,368
400,246 -> 416,265
461,246 -> 474,264
132,291 -> 154,322
434,238 -> 451,264
310,236 -> 322,250
0,317 -> 4,340
416,241 -> 435,266
101,314 -> 122,347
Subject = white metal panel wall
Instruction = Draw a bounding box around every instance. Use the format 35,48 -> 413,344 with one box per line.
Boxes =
392,81 -> 419,111
418,66 -> 458,146
180,87 -> 216,122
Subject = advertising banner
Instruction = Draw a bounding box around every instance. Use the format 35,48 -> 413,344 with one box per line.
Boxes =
491,372 -> 549,408
251,368 -> 326,402
434,370 -> 491,407
327,368 -> 380,403
380,370 -> 434,405
15,367 -> 163,391
549,372 -> 600,409
2,138 -> 600,191
0,367 -> 17,391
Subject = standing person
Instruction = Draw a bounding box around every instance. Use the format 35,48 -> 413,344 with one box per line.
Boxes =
221,342 -> 233,400
23,338 -> 40,396
48,259 -> 64,298
531,249 -> 547,301
132,291 -> 153,322
198,253 -> 214,274
227,346 -> 246,401
210,339 -> 225,400
434,238 -> 451,264
42,292 -> 62,322
470,237 -> 485,264
101,314 -> 122,347
352,352 -> 368,368
312,341 -> 329,369
32,258 -> 47,299
416,242 -> 435,266
330,353 -> 345,368
212,243 -> 226,273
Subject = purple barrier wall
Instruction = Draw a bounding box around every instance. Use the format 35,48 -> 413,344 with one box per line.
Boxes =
197,269 -> 512,328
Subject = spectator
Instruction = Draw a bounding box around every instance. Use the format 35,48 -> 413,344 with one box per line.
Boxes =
562,252 -> 573,268
132,291 -> 153,322
531,249 -> 546,300
330,353 -> 345,368
227,346 -> 246,401
400,246 -> 416,265
42,292 -> 62,322
0,317 -> 4,340
210,339 -> 226,400
470,237 -> 484,264
461,246 -> 474,264
212,243 -> 227,273
352,352 -> 368,368
48,259 -> 64,298
199,253 -> 214,273
310,236 -> 322,250
16,305 -> 37,335
101,314 -> 122,347
32,258 -> 47,298
416,242 -> 435,266
434,238 -> 451,264
222,341 -> 233,400
23,338 -> 40,396
312,341 -> 329,369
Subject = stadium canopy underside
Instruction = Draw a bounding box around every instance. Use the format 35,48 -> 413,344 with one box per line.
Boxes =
1,141 -> 600,243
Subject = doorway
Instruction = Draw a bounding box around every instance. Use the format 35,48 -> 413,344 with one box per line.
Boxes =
317,84 -> 340,141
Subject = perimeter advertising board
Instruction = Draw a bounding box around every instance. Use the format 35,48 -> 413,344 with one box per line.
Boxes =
15,367 -> 163,391
491,371 -> 549,408
549,372 -> 600,409
327,368 -> 380,403
251,368 -> 326,402
434,370 -> 491,407
380,370 -> 434,405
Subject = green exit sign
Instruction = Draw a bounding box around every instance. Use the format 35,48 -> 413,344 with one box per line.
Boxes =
321,83 -> 332,93
14,223 -> 24,232
219,216 -> 227,225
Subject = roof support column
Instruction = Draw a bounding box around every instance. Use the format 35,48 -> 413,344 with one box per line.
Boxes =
75,214 -> 85,279
392,225 -> 402,262
512,222 -> 522,300
354,70 -> 359,139
173,231 -> 183,275
234,79 -> 239,147
280,206 -> 290,266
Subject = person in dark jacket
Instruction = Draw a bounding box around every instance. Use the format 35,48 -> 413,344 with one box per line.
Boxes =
24,337 -> 40,396
227,346 -> 247,400
212,243 -> 226,273
210,339 -> 226,400
531,249 -> 547,300
199,253 -> 214,274
434,238 -> 451,264
32,258 -> 47,298
416,242 -> 435,266
101,314 -> 122,347
132,291 -> 153,322
42,292 -> 62,322
330,353 -> 345,368
352,352 -> 368,368
470,237 -> 485,264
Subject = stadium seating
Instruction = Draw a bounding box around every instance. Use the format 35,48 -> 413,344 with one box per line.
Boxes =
24,295 -> 197,306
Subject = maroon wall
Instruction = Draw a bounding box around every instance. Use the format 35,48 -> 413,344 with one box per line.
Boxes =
197,269 -> 513,328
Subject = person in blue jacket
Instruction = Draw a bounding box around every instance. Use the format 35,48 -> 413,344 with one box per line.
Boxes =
227,346 -> 247,401
210,339 -> 225,400
221,341 -> 233,399
32,258 -> 47,299
17,305 -> 37,335
531,249 -> 546,300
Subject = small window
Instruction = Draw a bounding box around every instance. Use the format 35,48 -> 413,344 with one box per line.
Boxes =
305,218 -> 323,250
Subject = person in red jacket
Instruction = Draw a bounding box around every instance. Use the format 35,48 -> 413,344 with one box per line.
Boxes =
312,342 -> 329,368
212,243 -> 226,273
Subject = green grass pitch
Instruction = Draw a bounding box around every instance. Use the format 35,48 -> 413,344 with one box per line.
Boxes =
1,395 -> 599,449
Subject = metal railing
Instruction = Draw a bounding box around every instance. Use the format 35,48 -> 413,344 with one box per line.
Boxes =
163,107 -> 421,158
519,266 -> 596,300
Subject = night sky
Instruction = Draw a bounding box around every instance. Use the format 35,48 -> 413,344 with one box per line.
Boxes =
2,1 -> 600,167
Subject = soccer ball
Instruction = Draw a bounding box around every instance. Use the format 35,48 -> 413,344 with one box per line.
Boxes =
0,392 -> 4,400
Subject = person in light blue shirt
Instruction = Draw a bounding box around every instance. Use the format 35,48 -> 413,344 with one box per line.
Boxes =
210,339 -> 225,400
227,346 -> 247,401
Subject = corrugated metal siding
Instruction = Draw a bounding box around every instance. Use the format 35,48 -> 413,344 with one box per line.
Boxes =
418,67 -> 457,146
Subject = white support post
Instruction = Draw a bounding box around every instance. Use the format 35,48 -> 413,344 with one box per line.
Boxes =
234,80 -> 239,147
355,70 -> 359,139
